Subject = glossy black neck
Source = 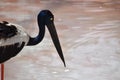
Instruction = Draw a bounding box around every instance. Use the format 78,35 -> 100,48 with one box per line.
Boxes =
27,19 -> 45,46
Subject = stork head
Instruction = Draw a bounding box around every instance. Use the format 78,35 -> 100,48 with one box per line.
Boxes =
38,10 -> 66,67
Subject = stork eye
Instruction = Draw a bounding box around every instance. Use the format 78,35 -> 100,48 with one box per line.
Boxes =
50,18 -> 53,21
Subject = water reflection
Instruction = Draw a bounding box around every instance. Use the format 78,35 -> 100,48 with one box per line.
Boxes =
0,0 -> 120,80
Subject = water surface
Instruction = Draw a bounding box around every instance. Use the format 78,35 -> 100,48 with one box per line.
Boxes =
0,0 -> 120,80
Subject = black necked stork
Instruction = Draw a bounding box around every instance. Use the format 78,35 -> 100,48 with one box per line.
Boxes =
0,10 -> 66,80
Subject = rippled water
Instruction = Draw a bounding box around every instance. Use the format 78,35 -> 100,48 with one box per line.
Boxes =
0,0 -> 120,80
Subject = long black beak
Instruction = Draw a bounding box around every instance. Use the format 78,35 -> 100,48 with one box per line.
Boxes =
46,22 -> 66,67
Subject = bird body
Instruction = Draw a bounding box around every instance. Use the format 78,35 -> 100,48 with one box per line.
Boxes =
0,21 -> 29,63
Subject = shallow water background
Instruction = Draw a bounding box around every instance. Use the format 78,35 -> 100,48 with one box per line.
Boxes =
0,0 -> 120,80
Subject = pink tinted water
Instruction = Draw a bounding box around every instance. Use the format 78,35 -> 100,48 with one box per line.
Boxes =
0,0 -> 120,80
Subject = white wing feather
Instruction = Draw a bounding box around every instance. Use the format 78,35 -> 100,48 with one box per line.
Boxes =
0,22 -> 29,46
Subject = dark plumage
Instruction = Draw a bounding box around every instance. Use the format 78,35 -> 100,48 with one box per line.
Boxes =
0,21 -> 17,39
0,42 -> 25,63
